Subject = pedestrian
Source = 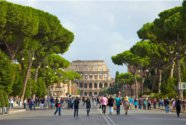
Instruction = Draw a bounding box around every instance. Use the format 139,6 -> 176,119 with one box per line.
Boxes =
183,98 -> 186,113
164,97 -> 170,113
54,98 -> 61,116
134,99 -> 138,109
74,97 -> 80,118
147,99 -> 151,110
83,97 -> 91,116
138,98 -> 142,109
108,95 -> 114,115
50,97 -> 55,109
115,94 -> 122,115
23,98 -> 27,109
175,97 -> 181,117
101,95 -> 108,114
153,98 -> 157,109
123,96 -> 130,115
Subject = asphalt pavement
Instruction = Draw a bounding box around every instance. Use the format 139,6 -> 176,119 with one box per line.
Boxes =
0,102 -> 186,125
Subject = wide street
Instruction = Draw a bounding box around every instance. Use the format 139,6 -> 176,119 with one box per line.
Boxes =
0,103 -> 186,125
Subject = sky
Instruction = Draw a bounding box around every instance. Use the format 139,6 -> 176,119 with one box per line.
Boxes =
8,0 -> 182,77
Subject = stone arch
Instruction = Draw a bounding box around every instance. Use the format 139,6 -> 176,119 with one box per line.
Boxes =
99,83 -> 102,88
104,83 -> 108,87
84,83 -> 87,88
89,83 -> 92,88
94,83 -> 97,88
80,83 -> 83,88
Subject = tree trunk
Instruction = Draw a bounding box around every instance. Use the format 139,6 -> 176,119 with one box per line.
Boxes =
158,69 -> 162,93
152,68 -> 157,91
33,65 -> 40,100
134,71 -> 138,98
177,57 -> 183,99
176,36 -> 183,100
4,41 -> 15,61
141,77 -> 145,95
170,58 -> 176,78
34,65 -> 41,83
20,58 -> 33,103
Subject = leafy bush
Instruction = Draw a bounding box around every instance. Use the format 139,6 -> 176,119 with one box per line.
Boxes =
161,78 -> 177,98
0,89 -> 9,107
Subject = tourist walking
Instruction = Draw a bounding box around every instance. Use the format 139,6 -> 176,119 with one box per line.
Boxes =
83,97 -> 91,116
123,96 -> 130,115
74,97 -> 80,118
164,97 -> 170,113
101,95 -> 108,114
115,95 -> 122,115
108,95 -> 114,115
175,97 -> 181,117
54,98 -> 61,116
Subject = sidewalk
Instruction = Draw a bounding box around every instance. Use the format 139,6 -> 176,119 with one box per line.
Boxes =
129,105 -> 186,114
8,108 -> 26,114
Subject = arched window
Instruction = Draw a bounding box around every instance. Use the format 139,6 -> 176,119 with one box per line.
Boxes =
89,83 -> 92,88
99,83 -> 102,88
84,92 -> 87,96
104,83 -> 108,87
89,92 -> 92,96
84,83 -> 87,88
94,92 -> 97,96
94,83 -> 97,88
80,83 -> 83,88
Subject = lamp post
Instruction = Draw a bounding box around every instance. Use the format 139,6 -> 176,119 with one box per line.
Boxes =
22,56 -> 35,99
177,51 -> 186,99
141,69 -> 149,95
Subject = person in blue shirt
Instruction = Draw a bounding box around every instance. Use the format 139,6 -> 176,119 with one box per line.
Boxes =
115,95 -> 122,115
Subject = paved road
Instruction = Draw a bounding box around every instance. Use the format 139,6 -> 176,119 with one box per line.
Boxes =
0,103 -> 186,125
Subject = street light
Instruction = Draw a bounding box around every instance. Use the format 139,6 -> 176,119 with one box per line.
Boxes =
141,69 -> 149,95
22,56 -> 35,99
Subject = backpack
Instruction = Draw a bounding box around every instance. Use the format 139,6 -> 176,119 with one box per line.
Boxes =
57,103 -> 61,107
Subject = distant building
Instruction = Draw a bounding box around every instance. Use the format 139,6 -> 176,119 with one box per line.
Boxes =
49,82 -> 68,97
67,60 -> 113,96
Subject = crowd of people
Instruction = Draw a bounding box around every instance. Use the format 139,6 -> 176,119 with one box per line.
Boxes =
97,95 -> 186,117
7,95 -> 186,118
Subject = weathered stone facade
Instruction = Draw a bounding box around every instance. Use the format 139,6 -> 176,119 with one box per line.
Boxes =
49,82 -> 68,97
67,60 -> 113,96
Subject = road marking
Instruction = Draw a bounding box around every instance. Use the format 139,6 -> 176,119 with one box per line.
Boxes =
95,104 -> 116,125
105,115 -> 116,125
96,108 -> 111,125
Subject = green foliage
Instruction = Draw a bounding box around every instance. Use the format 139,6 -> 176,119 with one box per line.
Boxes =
36,77 -> 47,98
0,89 -> 9,107
117,72 -> 135,85
0,1 -> 74,100
63,70 -> 80,81
161,78 -> 177,98
46,54 -> 70,69
11,64 -> 23,96
0,52 -> 15,94
114,71 -> 119,83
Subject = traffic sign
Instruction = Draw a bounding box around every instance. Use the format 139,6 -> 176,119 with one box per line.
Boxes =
179,82 -> 186,90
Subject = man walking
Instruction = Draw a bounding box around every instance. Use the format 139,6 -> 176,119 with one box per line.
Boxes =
54,98 -> 61,116
101,95 -> 108,114
74,97 -> 80,118
108,96 -> 114,115
83,97 -> 91,116
175,97 -> 181,117
115,95 -> 122,115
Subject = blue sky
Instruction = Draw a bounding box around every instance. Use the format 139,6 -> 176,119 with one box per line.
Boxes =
8,0 -> 182,77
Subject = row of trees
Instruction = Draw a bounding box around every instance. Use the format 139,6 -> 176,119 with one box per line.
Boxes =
111,1 -> 186,99
0,1 -> 79,106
